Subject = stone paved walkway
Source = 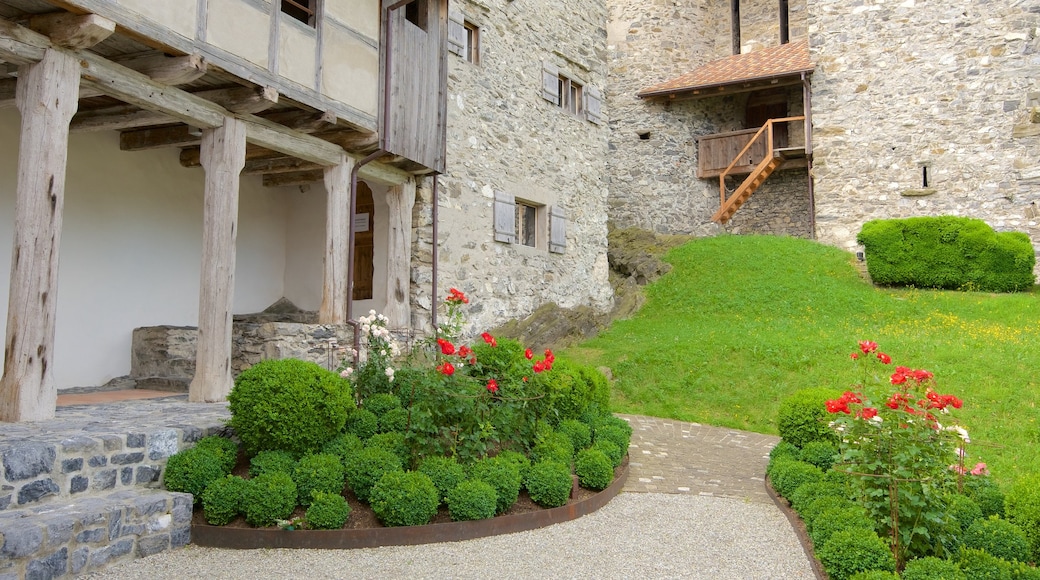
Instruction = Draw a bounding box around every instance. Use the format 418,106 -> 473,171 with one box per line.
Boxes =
619,414 -> 779,502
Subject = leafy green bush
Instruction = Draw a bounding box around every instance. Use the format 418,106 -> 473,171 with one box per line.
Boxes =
817,528 -> 897,580
591,439 -> 623,469
848,572 -> 900,580
344,408 -> 379,441
769,441 -> 801,462
810,506 -> 875,550
248,449 -> 297,478
539,360 -> 611,425
963,516 -> 1031,563
163,446 -> 227,503
343,447 -> 403,503
799,441 -> 838,471
767,457 -> 823,499
958,547 -> 1012,580
495,450 -> 532,484
305,491 -> 351,530
1004,476 -> 1040,564
532,431 -> 575,466
201,475 -> 248,525
1009,561 -> 1040,580
228,359 -> 354,457
800,496 -> 856,531
557,419 -> 592,451
242,472 -> 298,527
525,460 -> 572,508
468,456 -> 521,515
194,436 -> 239,473
378,408 -> 409,434
366,432 -> 409,467
965,479 -> 1006,519
321,433 -> 364,465
445,479 -> 498,521
902,557 -> 966,580
789,481 -> 846,513
369,471 -> 440,527
363,393 -> 401,417
776,388 -> 841,448
947,493 -> 984,533
575,448 -> 613,491
417,455 -> 467,503
858,216 -> 1035,293
291,453 -> 345,507
592,424 -> 630,457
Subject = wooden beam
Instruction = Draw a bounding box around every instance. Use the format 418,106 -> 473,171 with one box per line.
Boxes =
74,85 -> 279,133
384,179 -> 416,329
242,156 -> 322,175
259,161 -> 411,186
120,124 -> 199,151
319,156 -> 355,324
239,112 -> 343,166
189,118 -> 247,403
0,49 -> 80,422
260,109 -> 338,133
262,170 -> 323,187
180,143 -> 281,167
115,52 -> 208,86
29,12 -> 115,49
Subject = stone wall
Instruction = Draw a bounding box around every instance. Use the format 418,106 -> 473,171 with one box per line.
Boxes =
725,168 -> 814,238
809,0 -> 1040,270
410,0 -> 614,336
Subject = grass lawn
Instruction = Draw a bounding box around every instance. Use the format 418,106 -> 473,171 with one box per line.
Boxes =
565,235 -> 1040,485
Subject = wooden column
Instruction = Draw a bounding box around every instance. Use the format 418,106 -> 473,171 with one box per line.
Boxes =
0,50 -> 80,422
319,155 -> 356,324
384,179 -> 416,329
189,118 -> 247,403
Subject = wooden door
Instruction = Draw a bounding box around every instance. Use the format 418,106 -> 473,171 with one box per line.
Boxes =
746,90 -> 789,148
353,183 -> 375,300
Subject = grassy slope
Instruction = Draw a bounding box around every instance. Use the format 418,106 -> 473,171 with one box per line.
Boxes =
565,235 -> 1040,484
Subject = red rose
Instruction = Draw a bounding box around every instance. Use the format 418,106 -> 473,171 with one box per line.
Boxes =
524,348 -> 533,360
486,379 -> 498,393
437,362 -> 455,376
860,407 -> 878,419
859,340 -> 879,354
877,352 -> 891,364
481,332 -> 497,347
437,338 -> 456,356
533,361 -> 546,373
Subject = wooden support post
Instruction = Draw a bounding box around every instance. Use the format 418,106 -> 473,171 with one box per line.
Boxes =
384,179 -> 416,329
0,50 -> 80,422
189,118 -> 247,403
319,155 -> 356,324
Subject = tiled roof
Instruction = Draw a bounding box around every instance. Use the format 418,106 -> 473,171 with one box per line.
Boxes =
637,40 -> 813,98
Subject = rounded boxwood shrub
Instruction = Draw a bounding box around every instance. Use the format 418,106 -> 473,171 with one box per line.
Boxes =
363,393 -> 401,417
1004,476 -> 1040,563
810,506 -> 875,549
592,439 -> 623,469
963,516 -> 1031,563
789,481 -> 846,513
194,436 -> 239,473
242,471 -> 298,527
557,419 -> 592,451
594,419 -> 632,453
305,491 -> 351,530
800,496 -> 857,531
344,408 -> 379,441
1009,561 -> 1040,580
249,449 -> 296,478
292,453 -> 345,507
575,448 -> 613,491
164,446 -> 227,503
958,547 -> 1012,580
849,573 -> 900,580
445,479 -> 498,521
776,388 -> 841,448
365,432 -> 409,467
768,458 -> 823,499
369,470 -> 440,527
378,408 -> 409,434
769,441 -> 801,462
948,493 -> 985,533
228,358 -> 354,457
525,460 -> 572,508
495,450 -> 532,484
817,528 -> 897,580
201,475 -> 248,526
321,433 -> 364,465
902,557 -> 966,580
417,455 -> 467,502
532,431 -> 574,466
343,446 -> 402,503
468,456 -> 521,515
799,441 -> 838,471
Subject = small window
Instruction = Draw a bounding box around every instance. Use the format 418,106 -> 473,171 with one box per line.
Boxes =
464,21 -> 480,64
516,202 -> 539,247
405,0 -> 429,31
558,76 -> 583,116
281,0 -> 317,27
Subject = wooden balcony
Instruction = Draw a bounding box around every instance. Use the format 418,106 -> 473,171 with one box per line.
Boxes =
697,120 -> 807,179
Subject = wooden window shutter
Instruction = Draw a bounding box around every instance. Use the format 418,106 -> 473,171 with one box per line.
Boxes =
447,10 -> 466,57
494,191 -> 516,243
549,206 -> 567,254
585,85 -> 604,125
541,61 -> 560,105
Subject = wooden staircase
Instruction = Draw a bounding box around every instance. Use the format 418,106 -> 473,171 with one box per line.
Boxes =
711,116 -> 805,224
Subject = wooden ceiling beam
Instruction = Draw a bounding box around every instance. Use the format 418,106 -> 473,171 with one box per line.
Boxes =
77,85 -> 279,132
28,12 -> 115,49
113,52 -> 207,85
262,170 -> 323,187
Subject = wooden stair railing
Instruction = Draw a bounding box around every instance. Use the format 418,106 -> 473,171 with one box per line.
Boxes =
711,116 -> 805,224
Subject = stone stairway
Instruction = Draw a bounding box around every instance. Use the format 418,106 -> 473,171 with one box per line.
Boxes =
0,394 -> 231,578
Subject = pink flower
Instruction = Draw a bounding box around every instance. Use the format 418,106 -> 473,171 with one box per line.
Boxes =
971,463 -> 989,476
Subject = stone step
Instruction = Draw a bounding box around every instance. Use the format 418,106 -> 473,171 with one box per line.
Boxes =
0,488 -> 192,578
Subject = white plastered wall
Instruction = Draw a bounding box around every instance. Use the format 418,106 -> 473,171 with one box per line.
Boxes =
0,110 -> 292,389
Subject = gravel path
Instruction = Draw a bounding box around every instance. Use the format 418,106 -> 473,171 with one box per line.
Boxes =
84,493 -> 815,580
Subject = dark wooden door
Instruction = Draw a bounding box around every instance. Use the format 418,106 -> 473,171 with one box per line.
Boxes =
353,183 -> 375,301
746,90 -> 789,148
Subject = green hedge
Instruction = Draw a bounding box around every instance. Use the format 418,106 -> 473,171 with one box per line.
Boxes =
857,216 -> 1035,292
